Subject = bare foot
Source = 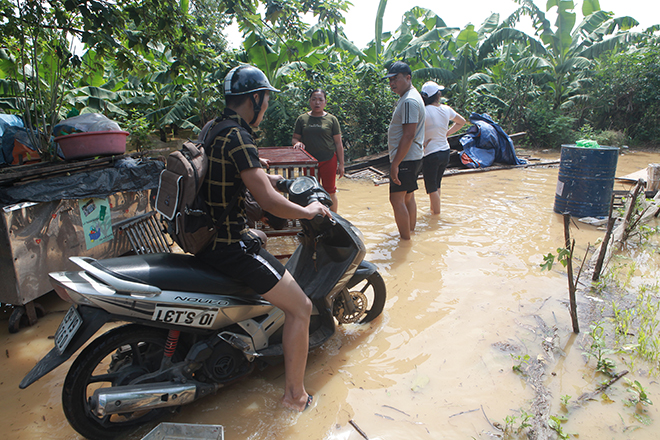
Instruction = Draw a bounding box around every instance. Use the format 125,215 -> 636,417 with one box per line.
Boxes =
281,393 -> 312,412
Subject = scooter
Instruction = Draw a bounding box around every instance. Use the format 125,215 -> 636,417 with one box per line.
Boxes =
19,176 -> 386,440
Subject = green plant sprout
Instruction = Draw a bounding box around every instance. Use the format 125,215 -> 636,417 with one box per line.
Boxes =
502,410 -> 532,438
610,286 -> 660,372
549,415 -> 570,439
625,379 -> 653,407
540,247 -> 571,271
584,322 -> 617,375
511,353 -> 531,374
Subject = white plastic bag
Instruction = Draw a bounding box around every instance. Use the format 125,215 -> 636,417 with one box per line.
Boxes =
54,113 -> 121,137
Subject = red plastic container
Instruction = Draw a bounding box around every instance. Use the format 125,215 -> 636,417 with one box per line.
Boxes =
55,130 -> 129,160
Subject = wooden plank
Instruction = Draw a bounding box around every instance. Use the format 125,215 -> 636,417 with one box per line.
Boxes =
615,167 -> 647,183
0,153 -> 133,185
442,159 -> 560,176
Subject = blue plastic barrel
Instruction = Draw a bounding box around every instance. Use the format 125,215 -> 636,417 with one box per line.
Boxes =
554,145 -> 619,217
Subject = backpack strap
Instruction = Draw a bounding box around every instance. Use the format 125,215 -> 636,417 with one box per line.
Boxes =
202,118 -> 241,149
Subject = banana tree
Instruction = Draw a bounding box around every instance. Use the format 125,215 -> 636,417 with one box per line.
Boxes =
512,0 -> 642,109
396,10 -> 542,114
472,42 -> 552,125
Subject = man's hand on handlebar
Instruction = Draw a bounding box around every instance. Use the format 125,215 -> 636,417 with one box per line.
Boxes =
304,201 -> 332,221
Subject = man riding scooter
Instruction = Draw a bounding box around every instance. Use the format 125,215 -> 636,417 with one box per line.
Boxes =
196,64 -> 332,412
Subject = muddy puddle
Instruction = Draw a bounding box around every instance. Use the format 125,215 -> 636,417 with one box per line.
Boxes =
1,149 -> 659,439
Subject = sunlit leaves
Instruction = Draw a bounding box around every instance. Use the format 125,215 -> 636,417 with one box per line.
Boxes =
581,0 -> 600,17
456,25 -> 479,48
540,253 -> 555,271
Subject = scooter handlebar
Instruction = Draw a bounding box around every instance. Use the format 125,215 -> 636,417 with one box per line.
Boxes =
275,178 -> 293,193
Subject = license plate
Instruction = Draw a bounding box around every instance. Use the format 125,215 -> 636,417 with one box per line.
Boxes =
54,306 -> 83,354
152,305 -> 218,328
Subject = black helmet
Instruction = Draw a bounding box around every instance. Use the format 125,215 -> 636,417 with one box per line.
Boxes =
224,65 -> 280,96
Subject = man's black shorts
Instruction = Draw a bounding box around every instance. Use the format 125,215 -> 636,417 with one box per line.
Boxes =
196,235 -> 286,295
390,159 -> 423,193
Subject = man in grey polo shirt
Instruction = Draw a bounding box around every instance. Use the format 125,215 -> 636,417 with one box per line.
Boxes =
383,61 -> 425,240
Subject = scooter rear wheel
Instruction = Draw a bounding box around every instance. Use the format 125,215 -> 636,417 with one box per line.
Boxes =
61,324 -> 173,440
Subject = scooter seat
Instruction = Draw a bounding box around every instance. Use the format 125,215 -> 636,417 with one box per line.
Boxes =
93,253 -> 261,298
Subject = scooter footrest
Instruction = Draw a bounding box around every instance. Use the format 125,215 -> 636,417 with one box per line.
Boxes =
256,326 -> 334,358
309,325 -> 334,349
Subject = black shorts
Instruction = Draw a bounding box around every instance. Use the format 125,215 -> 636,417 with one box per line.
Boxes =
196,235 -> 286,295
422,150 -> 450,194
390,159 -> 423,193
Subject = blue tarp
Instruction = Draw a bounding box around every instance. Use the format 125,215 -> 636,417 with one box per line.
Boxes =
459,113 -> 526,168
0,115 -> 26,165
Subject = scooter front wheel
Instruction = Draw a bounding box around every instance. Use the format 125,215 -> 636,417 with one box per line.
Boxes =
334,272 -> 386,324
61,325 -> 173,440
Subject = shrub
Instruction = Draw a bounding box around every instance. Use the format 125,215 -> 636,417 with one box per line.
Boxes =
521,99 -> 577,149
596,130 -> 627,148
589,45 -> 660,144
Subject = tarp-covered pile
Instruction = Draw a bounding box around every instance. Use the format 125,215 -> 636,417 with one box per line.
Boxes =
459,113 -> 527,168
0,158 -> 164,205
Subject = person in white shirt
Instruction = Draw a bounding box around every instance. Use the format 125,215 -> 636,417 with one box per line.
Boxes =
420,81 -> 466,215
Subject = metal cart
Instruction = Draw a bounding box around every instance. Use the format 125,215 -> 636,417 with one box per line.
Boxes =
0,156 -> 168,332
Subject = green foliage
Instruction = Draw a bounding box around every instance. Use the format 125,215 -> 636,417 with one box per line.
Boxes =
511,353 -> 530,374
624,378 -> 654,425
611,286 -> 660,369
584,321 -> 618,375
121,116 -> 153,152
548,415 -> 569,439
0,0 -> 658,165
587,45 -> 660,143
540,252 -> 555,271
625,378 -> 653,407
577,123 -> 596,140
502,410 -> 532,437
521,99 -> 577,149
540,247 -> 570,271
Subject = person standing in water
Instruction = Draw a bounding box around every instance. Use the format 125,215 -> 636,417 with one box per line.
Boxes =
292,89 -> 345,212
420,81 -> 466,215
383,61 -> 425,240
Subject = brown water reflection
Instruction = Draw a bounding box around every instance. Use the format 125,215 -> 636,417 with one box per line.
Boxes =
2,149 -> 659,439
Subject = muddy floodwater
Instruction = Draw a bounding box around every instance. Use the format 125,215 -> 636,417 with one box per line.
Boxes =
2,149 -> 660,440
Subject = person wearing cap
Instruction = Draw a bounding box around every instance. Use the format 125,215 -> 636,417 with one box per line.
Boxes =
420,81 -> 466,214
383,61 -> 426,240
197,64 -> 331,412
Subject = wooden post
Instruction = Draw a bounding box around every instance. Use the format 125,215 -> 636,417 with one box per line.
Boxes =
593,194 -> 616,281
563,214 -> 580,333
593,217 -> 616,281
617,180 -> 645,249
648,163 -> 660,192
